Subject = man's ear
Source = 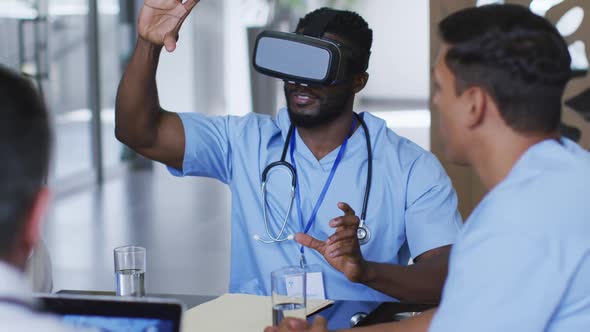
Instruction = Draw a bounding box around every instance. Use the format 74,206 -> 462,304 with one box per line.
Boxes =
464,86 -> 487,129
352,72 -> 369,93
22,187 -> 50,255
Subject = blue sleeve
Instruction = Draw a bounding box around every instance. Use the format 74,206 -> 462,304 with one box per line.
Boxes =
429,231 -> 568,332
167,112 -> 236,184
404,152 -> 462,259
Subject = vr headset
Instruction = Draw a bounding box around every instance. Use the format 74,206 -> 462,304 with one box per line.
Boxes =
253,10 -> 370,86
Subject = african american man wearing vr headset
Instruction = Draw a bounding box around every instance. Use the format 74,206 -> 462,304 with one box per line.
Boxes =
115,0 -> 462,316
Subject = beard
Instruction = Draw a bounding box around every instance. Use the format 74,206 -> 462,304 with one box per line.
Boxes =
285,84 -> 354,129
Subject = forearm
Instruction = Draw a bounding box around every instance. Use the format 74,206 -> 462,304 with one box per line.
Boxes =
115,37 -> 164,148
360,252 -> 449,303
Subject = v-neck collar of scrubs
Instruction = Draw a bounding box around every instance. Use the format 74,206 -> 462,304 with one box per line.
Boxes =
280,113 -> 365,172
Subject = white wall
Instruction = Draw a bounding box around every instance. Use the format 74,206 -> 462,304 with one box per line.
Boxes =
156,14 -> 197,114
154,0 -> 431,113
155,1 -> 227,116
356,0 -> 430,101
223,0 -> 255,116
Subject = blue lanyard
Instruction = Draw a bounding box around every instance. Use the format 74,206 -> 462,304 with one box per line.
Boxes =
290,116 -> 357,255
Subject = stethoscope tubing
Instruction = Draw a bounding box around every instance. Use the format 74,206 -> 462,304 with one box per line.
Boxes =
259,112 -> 372,244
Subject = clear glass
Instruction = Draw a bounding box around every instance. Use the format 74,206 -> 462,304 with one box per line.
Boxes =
271,266 -> 306,326
113,246 -> 146,297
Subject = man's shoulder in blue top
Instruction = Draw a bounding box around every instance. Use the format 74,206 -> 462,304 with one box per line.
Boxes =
429,138 -> 590,332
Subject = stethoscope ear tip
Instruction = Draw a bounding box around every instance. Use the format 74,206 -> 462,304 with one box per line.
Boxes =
287,234 -> 294,240
253,234 -> 261,241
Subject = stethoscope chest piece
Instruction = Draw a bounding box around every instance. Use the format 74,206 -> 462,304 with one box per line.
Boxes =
350,312 -> 368,327
357,224 -> 371,246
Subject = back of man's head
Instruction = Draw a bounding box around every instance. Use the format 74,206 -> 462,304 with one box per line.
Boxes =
296,7 -> 373,74
438,4 -> 571,135
0,66 -> 50,262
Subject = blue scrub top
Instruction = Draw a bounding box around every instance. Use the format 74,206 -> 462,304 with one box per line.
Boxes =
169,108 -> 462,301
429,139 -> 590,332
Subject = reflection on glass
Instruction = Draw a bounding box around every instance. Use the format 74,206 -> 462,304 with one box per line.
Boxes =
47,0 -> 119,16
44,0 -> 94,180
3,0 -> 126,183
0,0 -> 38,19
97,0 -> 122,170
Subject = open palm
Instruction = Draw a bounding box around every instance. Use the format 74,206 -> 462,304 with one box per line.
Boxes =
138,0 -> 199,52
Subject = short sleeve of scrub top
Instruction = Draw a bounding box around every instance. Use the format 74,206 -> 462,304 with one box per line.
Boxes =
167,112 -> 238,184
404,152 -> 462,259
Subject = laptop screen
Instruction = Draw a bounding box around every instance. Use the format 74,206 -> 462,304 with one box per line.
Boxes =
62,314 -> 175,331
36,294 -> 183,332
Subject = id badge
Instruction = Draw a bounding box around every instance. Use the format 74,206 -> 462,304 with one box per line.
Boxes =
285,264 -> 326,300
305,264 -> 326,300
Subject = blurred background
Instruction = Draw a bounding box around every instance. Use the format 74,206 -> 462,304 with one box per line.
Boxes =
0,0 -> 587,296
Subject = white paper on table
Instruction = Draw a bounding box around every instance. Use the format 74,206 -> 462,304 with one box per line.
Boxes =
181,293 -> 333,332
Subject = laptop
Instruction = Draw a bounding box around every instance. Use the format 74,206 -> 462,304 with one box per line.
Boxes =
35,294 -> 184,332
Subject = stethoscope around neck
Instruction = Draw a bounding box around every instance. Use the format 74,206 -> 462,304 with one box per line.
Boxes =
255,112 -> 373,246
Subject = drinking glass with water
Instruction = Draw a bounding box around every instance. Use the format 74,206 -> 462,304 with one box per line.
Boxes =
271,266 -> 306,326
114,246 -> 146,297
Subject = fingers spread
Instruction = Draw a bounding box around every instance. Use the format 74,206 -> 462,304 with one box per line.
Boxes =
327,245 -> 356,258
327,229 -> 358,245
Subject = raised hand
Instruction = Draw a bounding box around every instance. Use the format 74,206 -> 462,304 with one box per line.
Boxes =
138,0 -> 200,52
295,202 -> 368,283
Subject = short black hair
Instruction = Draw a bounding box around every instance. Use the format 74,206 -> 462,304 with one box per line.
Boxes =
0,66 -> 51,256
296,7 -> 373,73
439,4 -> 571,134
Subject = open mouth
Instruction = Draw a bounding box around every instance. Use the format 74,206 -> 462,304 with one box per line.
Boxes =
290,91 -> 319,107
